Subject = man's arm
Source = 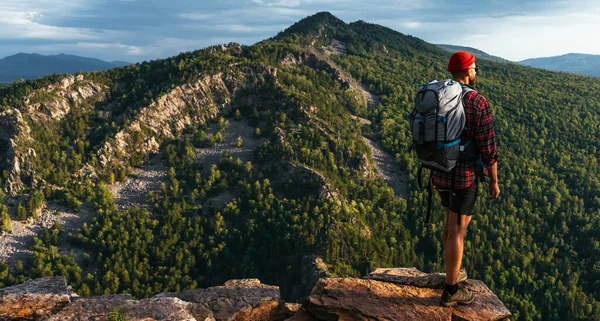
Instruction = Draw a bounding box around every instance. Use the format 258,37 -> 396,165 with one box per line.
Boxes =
472,94 -> 500,199
487,162 -> 500,199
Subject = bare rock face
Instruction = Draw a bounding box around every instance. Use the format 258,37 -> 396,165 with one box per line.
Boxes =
366,267 -> 448,288
301,268 -> 511,321
96,72 -> 240,174
1,75 -> 107,195
24,75 -> 108,123
289,256 -> 331,302
0,108 -> 34,196
156,279 -> 292,321
0,276 -> 70,320
49,296 -> 214,321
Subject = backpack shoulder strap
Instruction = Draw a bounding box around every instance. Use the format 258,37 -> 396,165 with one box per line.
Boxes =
460,83 -> 475,94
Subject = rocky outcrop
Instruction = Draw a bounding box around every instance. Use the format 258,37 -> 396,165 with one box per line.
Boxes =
23,74 -> 108,123
97,73 -> 232,170
0,75 -> 107,196
289,257 -> 331,302
0,276 -> 70,320
0,277 -> 293,321
300,268 -> 512,321
49,296 -> 215,321
0,268 -> 510,321
366,267 -> 449,288
0,108 -> 34,196
94,70 -> 265,174
157,279 -> 293,321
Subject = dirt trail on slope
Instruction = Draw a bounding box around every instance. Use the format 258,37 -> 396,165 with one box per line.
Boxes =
359,83 -> 380,109
109,154 -> 168,211
363,137 -> 409,198
194,119 -> 268,173
0,203 -> 95,265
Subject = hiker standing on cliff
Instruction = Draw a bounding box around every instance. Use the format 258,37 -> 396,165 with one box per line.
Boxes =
434,52 -> 500,306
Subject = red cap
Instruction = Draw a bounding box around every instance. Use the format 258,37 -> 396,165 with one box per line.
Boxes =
448,51 -> 476,72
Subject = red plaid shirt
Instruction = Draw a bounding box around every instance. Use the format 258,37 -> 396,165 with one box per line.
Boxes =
431,85 -> 498,189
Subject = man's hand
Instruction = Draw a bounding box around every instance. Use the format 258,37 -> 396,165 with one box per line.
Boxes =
489,180 -> 500,200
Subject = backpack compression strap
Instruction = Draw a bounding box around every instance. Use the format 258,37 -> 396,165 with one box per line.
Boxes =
426,178 -> 433,224
419,166 -> 434,225
452,84 -> 475,226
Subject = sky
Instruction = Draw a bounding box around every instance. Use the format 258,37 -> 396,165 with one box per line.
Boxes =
1,0 -> 600,63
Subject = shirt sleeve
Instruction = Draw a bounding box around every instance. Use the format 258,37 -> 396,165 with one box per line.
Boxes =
474,94 -> 499,167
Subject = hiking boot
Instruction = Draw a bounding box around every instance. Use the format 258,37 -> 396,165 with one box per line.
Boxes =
441,269 -> 467,286
441,284 -> 475,307
458,268 -> 468,283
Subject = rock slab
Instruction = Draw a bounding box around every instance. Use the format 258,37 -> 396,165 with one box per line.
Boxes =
49,295 -> 214,321
156,279 -> 294,321
301,268 -> 511,321
0,276 -> 70,320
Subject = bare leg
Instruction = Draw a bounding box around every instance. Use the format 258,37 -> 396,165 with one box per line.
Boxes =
444,210 -> 472,285
442,208 -> 450,247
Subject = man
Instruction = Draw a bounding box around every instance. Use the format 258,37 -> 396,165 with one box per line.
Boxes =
433,51 -> 500,307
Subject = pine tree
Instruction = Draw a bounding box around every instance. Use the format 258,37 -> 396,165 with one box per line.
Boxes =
16,204 -> 27,221
0,205 -> 12,233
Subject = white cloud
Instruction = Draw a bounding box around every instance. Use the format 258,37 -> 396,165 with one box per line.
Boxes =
403,22 -> 420,29
0,10 -> 99,40
179,13 -> 216,21
249,0 -> 306,6
453,9 -> 600,61
3,0 -> 600,63
76,42 -> 143,56
205,23 -> 286,33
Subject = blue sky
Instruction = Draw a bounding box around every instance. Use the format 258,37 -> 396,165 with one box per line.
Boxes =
1,0 -> 599,62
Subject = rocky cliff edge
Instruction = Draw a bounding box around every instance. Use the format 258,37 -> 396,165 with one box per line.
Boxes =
0,268 -> 511,321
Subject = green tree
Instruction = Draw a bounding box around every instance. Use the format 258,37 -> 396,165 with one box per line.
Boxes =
0,205 -> 12,233
16,204 -> 27,221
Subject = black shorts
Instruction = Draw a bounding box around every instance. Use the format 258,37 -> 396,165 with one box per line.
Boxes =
437,181 -> 479,215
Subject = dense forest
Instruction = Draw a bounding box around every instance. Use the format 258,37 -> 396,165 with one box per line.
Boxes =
1,12 -> 599,321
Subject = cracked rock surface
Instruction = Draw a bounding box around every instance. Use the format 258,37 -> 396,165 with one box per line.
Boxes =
302,268 -> 511,321
0,276 -> 70,320
157,279 -> 292,321
0,269 -> 511,321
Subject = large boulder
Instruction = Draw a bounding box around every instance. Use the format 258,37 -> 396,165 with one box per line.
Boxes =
299,268 -> 511,321
156,279 -> 293,321
0,276 -> 70,320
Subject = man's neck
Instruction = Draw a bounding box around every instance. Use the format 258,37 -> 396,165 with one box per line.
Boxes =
453,77 -> 470,85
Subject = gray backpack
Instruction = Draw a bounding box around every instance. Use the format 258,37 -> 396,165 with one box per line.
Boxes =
410,80 -> 476,225
410,79 -> 474,173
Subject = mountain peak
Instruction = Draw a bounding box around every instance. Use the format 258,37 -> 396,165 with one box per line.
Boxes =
274,11 -> 347,41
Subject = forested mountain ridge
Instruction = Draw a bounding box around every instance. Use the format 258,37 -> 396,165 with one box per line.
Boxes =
436,44 -> 511,63
0,11 -> 599,321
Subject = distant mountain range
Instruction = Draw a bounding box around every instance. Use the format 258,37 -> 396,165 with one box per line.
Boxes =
437,45 -> 600,77
0,53 -> 130,84
519,53 -> 600,77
